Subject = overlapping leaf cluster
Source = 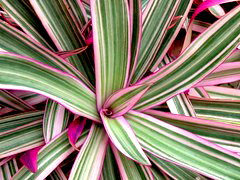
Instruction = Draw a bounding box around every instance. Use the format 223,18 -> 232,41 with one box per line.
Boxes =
0,0 -> 240,179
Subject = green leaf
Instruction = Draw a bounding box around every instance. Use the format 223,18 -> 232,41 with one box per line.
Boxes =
91,0 -> 130,108
126,110 -> 240,179
150,0 -> 193,72
69,124 -> 108,180
100,111 -> 150,165
0,158 -> 18,180
0,89 -> 35,111
0,111 -> 44,133
131,0 -> 180,83
128,0 -> 142,82
134,6 -> 240,110
203,86 -> 240,100
0,52 -> 100,122
145,109 -> 240,153
48,167 -> 67,180
0,120 -> 44,159
111,144 -> 152,180
1,0 -> 56,50
43,99 -> 70,143
190,96 -> 240,125
148,153 -> 206,180
0,22 -> 93,89
12,129 -> 88,180
30,0 -> 95,84
100,145 -> 121,180
103,83 -> 150,118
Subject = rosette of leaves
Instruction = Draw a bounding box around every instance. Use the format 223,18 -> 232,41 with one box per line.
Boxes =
0,0 -> 240,179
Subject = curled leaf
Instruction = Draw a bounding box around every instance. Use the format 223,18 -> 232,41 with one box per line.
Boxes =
68,117 -> 87,151
20,146 -> 42,173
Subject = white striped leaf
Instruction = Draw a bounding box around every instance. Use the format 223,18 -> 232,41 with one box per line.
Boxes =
12,129 -> 88,180
1,0 -> 56,50
196,62 -> 240,86
0,22 -> 93,89
148,153 -> 206,180
43,99 -> 70,143
145,110 -> 240,151
111,144 -> 152,180
126,110 -> 240,179
128,0 -> 142,82
0,111 -> 44,132
131,0 -> 181,83
100,145 -> 121,180
91,0 -> 130,109
0,89 -> 35,111
190,96 -> 240,125
150,0 -> 194,72
0,158 -> 18,180
100,111 -> 150,165
0,120 -> 44,159
0,52 -> 100,122
225,49 -> 240,62
48,166 -> 67,180
161,55 -> 196,117
63,0 -> 89,29
203,86 -> 240,100
69,124 -> 108,180
102,84 -> 150,118
134,6 -> 240,110
29,0 -> 95,84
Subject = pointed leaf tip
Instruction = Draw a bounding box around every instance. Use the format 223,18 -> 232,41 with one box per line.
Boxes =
103,84 -> 151,118
68,117 -> 87,151
20,146 -> 42,173
100,111 -> 151,166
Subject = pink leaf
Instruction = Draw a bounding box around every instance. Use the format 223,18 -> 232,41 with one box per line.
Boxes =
68,117 -> 86,151
20,146 -> 42,173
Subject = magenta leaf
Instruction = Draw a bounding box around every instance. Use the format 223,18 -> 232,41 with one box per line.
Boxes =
68,117 -> 87,151
20,146 -> 42,173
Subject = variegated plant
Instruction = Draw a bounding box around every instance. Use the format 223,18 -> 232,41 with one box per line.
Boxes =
0,0 -> 240,179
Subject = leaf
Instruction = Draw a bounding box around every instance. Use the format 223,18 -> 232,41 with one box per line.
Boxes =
69,124 -> 108,180
225,49 -> 240,62
55,46 -> 89,59
0,89 -> 35,111
150,0 -> 193,72
0,120 -> 44,159
196,62 -> 240,86
100,145 -> 121,180
1,0 -> 56,50
30,0 -> 95,84
134,6 -> 240,110
20,146 -> 42,173
102,83 -> 150,118
203,85 -> 240,100
126,110 -> 240,179
182,0 -> 238,50
100,111 -> 150,165
190,96 -> 240,125
12,129 -> 88,180
128,0 -> 142,83
0,21 -> 93,89
131,0 -> 181,83
148,153 -> 206,180
48,166 -> 67,180
0,111 -> 44,133
0,52 -> 100,122
43,99 -> 70,143
145,109 -> 240,150
68,117 -> 86,150
91,0 -> 130,109
0,158 -> 18,180
111,144 -> 152,180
